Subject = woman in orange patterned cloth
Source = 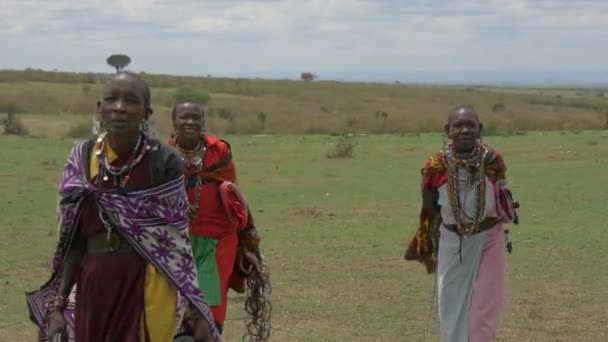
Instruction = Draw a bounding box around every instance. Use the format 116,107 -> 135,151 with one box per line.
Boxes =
404,105 -> 520,342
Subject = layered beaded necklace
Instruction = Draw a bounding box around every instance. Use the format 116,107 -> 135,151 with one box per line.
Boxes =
175,136 -> 207,220
94,132 -> 149,188
94,132 -> 150,248
444,145 -> 487,237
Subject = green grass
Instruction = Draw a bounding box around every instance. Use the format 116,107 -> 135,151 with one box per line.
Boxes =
1,132 -> 607,341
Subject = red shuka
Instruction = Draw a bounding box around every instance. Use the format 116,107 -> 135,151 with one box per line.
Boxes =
169,134 -> 257,325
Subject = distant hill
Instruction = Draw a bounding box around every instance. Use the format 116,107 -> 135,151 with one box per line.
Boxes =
223,69 -> 608,88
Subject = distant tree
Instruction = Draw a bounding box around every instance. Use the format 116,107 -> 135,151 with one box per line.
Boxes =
106,54 -> 131,73
173,87 -> 211,105
301,72 -> 316,82
257,112 -> 267,130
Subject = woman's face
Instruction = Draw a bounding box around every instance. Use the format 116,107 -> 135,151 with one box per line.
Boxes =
98,74 -> 148,136
173,102 -> 204,143
446,109 -> 482,153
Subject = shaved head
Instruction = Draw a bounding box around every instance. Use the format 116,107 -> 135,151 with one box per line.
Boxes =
445,104 -> 483,153
448,104 -> 480,124
104,72 -> 151,109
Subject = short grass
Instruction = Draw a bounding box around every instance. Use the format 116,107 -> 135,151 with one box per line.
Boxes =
0,132 -> 607,341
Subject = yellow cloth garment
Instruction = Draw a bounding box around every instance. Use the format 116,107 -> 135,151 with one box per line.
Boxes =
90,140 -> 177,341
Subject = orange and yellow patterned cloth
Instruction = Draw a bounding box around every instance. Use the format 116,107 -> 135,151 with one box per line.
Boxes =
403,145 -> 514,273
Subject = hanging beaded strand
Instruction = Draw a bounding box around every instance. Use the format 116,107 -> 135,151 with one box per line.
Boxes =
445,145 -> 487,237
175,136 -> 207,219
95,132 -> 148,183
93,132 -> 152,244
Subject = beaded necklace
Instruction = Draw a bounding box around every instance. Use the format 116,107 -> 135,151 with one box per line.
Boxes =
94,132 -> 149,188
93,132 -> 150,247
444,145 -> 487,237
175,136 -> 207,221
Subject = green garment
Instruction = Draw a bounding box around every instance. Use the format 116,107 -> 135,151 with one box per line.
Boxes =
190,235 -> 221,306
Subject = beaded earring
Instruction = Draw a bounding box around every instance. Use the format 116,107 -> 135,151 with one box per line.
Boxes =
140,119 -> 149,136
92,116 -> 102,135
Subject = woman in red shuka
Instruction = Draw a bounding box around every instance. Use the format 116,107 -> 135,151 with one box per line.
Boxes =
167,98 -> 271,338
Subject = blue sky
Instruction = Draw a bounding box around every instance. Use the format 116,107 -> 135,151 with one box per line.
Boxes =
1,0 -> 607,83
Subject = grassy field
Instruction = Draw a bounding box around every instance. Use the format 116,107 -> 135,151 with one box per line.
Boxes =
1,70 -> 608,138
1,131 -> 607,341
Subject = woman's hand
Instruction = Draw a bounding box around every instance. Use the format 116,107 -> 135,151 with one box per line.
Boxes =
48,310 -> 67,339
193,316 -> 214,342
238,248 -> 262,276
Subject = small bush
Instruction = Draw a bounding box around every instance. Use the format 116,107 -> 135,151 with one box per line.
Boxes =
257,112 -> 267,130
2,113 -> 29,136
326,134 -> 357,159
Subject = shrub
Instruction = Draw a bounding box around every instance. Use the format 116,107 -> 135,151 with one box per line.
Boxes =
326,134 -> 357,159
2,112 -> 29,136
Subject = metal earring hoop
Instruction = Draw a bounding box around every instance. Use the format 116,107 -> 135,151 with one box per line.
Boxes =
140,120 -> 149,136
92,117 -> 102,135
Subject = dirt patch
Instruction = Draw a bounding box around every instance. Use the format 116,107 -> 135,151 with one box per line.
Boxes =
287,207 -> 335,219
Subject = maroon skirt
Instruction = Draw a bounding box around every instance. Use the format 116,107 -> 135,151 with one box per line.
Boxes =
74,150 -> 153,341
74,251 -> 146,342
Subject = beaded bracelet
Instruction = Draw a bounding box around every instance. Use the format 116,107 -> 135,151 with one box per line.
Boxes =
53,295 -> 68,312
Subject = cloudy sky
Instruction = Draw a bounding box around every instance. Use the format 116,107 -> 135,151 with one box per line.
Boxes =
1,0 -> 607,82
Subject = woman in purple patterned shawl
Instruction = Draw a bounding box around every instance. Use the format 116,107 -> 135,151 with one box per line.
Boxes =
25,72 -> 220,342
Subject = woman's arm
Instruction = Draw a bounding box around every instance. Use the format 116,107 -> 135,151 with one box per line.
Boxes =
421,189 -> 440,219
48,229 -> 86,338
54,232 -> 86,311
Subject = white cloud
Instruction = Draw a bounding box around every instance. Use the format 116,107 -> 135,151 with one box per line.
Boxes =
0,0 -> 606,79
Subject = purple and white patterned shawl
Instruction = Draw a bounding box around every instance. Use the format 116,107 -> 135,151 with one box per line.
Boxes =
25,141 -> 221,342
